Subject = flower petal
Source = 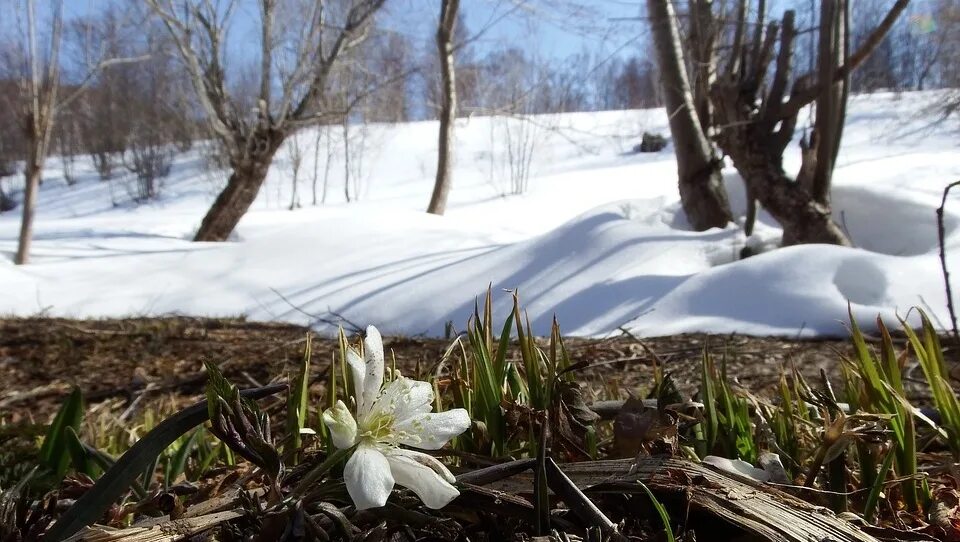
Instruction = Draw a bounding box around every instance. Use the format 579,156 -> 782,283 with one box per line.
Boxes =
362,326 -> 385,414
321,400 -> 357,449
371,377 -> 434,422
394,408 -> 471,450
702,456 -> 771,483
344,443 -> 394,510
383,448 -> 459,509
345,347 -> 366,413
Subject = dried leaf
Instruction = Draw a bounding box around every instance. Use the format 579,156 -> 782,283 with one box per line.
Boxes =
613,398 -> 679,458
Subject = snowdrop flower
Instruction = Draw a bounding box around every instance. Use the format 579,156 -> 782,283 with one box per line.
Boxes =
322,325 -> 471,510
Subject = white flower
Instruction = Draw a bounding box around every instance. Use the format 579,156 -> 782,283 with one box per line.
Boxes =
702,455 -> 771,483
322,325 -> 471,510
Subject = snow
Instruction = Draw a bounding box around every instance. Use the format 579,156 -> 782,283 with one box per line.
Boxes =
1,91 -> 958,338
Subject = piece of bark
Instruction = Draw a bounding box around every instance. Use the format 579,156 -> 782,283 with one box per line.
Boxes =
62,510 -> 242,542
483,457 -> 879,542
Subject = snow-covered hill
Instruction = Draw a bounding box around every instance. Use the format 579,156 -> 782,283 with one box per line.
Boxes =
1,91 -> 958,337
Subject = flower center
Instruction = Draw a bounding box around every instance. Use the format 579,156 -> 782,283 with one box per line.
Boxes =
359,410 -> 395,443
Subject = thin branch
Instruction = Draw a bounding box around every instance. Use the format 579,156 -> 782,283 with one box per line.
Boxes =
145,0 -> 238,152
763,10 -> 795,122
259,0 -> 275,108
56,55 -> 151,113
726,0 -> 747,77
938,180 -> 960,351
290,0 -> 387,122
269,287 -> 363,333
774,0 -> 910,120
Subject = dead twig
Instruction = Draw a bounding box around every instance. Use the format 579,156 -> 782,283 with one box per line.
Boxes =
937,180 -> 960,356
269,287 -> 363,333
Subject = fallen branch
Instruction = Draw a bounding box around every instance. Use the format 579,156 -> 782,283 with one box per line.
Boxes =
62,510 -> 242,542
481,457 -> 880,542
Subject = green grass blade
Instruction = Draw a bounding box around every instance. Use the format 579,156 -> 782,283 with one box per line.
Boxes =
903,312 -> 960,457
863,449 -> 896,524
700,350 -> 718,455
638,480 -> 676,542
877,318 -> 904,394
44,383 -> 285,542
847,307 -> 892,412
64,426 -> 97,479
165,429 -> 201,488
467,317 -> 504,454
39,388 -> 84,480
286,334 -> 312,463
494,308 -> 515,385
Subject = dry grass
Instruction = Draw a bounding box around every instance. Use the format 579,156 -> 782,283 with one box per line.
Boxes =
0,316 -> 862,424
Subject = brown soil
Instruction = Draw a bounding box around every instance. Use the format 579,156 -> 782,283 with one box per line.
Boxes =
0,317 -> 864,424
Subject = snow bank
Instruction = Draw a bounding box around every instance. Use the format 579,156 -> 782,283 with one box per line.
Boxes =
0,92 -> 958,337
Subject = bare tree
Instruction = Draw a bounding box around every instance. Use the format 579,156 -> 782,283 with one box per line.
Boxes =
9,0 -> 143,264
364,31 -> 412,122
426,0 -> 460,215
122,139 -> 173,201
287,131 -> 302,210
609,56 -> 660,110
146,0 -> 385,241
13,0 -> 63,264
850,0 -> 898,92
647,0 -> 733,231
342,117 -> 352,202
687,0 -> 717,134
56,109 -> 79,185
310,124 -> 337,205
501,115 -> 537,195
709,0 -> 909,245
72,6 -> 134,182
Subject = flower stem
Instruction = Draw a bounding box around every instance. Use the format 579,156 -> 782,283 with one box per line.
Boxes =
291,446 -> 355,498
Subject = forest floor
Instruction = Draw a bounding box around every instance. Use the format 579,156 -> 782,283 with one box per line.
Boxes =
0,316 -> 877,424
5,317 -> 960,541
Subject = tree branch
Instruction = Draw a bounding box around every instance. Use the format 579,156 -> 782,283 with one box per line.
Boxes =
56,55 -> 151,113
289,0 -> 386,122
773,0 -> 910,121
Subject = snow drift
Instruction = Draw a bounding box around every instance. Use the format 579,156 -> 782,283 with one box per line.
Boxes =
0,91 -> 958,338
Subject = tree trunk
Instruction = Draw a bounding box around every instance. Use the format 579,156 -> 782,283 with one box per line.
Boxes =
647,0 -> 732,231
14,162 -> 41,264
194,132 -> 282,242
311,128 -> 321,206
708,3 -> 854,247
426,0 -> 459,216
322,127 -> 333,204
718,124 -> 849,246
343,119 -> 351,203
810,0 -> 848,206
689,0 -> 717,135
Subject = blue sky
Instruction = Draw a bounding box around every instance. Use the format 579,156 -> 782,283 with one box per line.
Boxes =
8,0 -> 944,72
266,0 -> 646,64
40,0 -> 646,64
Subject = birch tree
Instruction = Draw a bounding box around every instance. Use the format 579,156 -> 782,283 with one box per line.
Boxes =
10,0 -> 144,264
647,0 -> 732,231
426,0 -> 459,216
